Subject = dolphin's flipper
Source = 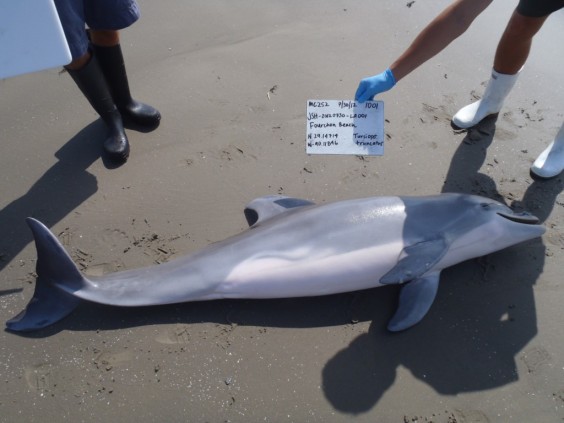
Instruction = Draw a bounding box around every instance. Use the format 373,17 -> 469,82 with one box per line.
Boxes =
380,237 -> 448,284
244,195 -> 315,227
6,278 -> 81,332
6,218 -> 86,332
387,272 -> 440,332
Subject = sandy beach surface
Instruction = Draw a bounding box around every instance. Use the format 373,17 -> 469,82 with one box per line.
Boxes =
1,1 -> 563,421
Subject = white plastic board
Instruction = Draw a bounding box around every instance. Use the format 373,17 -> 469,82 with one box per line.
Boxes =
0,0 -> 71,79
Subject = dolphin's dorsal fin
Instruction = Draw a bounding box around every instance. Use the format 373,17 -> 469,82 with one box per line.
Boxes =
380,237 -> 448,285
244,195 -> 315,227
387,272 -> 440,332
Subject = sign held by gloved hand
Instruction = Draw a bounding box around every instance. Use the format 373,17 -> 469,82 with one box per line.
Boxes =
306,100 -> 385,156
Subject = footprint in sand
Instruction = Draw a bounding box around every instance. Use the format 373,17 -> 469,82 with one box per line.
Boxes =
521,346 -> 552,374
24,362 -> 56,392
155,325 -> 192,345
93,350 -> 133,371
546,227 -> 564,249
455,409 -> 491,423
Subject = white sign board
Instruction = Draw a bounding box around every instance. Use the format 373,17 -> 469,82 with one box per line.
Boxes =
306,100 -> 385,155
0,0 -> 71,79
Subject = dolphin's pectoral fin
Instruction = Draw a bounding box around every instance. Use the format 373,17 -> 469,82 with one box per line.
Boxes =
244,195 -> 315,227
380,237 -> 448,285
387,272 -> 440,332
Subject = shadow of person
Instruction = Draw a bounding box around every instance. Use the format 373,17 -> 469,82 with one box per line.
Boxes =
516,173 -> 564,224
0,122 -> 101,274
442,114 -> 501,198
321,115 -> 560,414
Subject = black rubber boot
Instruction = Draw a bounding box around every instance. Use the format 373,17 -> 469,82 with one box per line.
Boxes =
67,56 -> 130,162
92,44 -> 161,130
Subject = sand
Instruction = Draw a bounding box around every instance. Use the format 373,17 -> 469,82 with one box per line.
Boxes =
0,1 -> 563,422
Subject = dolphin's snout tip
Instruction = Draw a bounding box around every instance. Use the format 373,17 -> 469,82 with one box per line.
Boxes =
496,211 -> 540,225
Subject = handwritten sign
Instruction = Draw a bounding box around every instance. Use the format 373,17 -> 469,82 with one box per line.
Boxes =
306,100 -> 385,155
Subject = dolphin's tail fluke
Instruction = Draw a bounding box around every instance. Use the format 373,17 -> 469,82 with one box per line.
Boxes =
6,218 -> 85,332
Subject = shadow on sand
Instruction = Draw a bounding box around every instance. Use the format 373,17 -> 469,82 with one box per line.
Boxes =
0,120 -> 128,276
321,115 -> 563,412
5,117 -> 563,414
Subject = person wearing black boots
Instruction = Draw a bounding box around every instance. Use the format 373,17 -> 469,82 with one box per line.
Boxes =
54,0 -> 160,163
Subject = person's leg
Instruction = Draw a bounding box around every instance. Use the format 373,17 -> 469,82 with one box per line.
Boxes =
493,11 -> 548,74
89,29 -> 161,130
54,0 -> 129,162
65,52 -> 91,71
494,12 -> 564,179
531,122 -> 564,179
88,29 -> 120,47
66,55 -> 130,162
452,10 -> 547,128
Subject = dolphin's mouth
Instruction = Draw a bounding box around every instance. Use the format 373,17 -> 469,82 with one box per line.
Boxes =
497,211 -> 540,224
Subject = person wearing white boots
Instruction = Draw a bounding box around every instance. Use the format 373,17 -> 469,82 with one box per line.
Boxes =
355,0 -> 564,179
531,122 -> 564,178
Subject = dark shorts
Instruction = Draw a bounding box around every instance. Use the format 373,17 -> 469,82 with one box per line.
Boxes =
54,0 -> 140,60
517,0 -> 564,17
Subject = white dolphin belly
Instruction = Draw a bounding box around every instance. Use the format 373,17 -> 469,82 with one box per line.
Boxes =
215,243 -> 404,299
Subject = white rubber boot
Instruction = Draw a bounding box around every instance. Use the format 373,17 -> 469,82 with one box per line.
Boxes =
452,68 -> 521,129
530,122 -> 564,179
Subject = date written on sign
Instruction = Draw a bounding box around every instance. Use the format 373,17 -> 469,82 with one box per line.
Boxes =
306,100 -> 385,155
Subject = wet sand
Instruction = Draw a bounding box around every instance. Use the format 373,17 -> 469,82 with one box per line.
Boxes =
0,1 -> 563,421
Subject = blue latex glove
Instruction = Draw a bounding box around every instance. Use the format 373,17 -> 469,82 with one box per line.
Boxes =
355,68 -> 397,102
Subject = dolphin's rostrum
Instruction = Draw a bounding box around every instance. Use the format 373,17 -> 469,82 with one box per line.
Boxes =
6,194 -> 545,333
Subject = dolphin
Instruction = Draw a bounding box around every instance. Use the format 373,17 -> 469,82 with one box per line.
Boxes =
6,193 -> 544,333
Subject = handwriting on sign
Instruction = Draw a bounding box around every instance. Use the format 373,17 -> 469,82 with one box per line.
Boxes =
306,100 -> 385,155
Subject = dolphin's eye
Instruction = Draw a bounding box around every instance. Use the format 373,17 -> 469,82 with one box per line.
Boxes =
480,203 -> 491,209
